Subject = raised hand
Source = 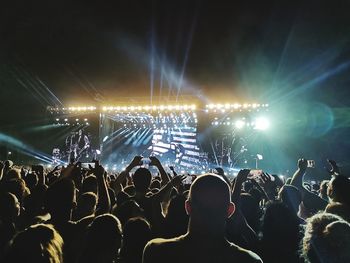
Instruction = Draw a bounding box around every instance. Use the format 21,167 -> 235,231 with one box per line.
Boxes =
129,156 -> 143,168
236,169 -> 250,184
150,156 -> 161,167
171,174 -> 187,188
297,158 -> 308,171
93,163 -> 105,178
327,159 -> 340,175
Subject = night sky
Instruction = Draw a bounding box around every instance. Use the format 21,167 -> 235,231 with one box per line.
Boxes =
1,0 -> 350,169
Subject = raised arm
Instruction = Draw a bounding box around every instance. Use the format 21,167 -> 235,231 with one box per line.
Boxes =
115,156 -> 142,185
231,169 -> 250,209
150,156 -> 170,186
94,163 -> 111,214
290,158 -> 327,212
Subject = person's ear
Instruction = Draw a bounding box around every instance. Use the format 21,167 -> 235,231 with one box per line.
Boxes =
227,202 -> 235,218
185,200 -> 191,215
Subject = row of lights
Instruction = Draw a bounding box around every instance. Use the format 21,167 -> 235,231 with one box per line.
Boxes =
206,103 -> 269,109
63,106 -> 97,112
102,105 -> 196,112
55,118 -> 89,126
212,117 -> 270,130
51,104 -> 268,113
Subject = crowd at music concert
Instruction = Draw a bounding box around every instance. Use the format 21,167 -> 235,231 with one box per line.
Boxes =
0,155 -> 349,263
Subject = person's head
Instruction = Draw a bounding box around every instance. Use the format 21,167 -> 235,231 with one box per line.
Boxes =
4,224 -> 63,263
3,168 -> 21,181
0,178 -> 27,203
278,184 -> 302,214
78,129 -> 83,136
0,192 -> 20,223
186,174 -> 235,233
327,175 -> 350,206
132,168 -> 152,193
302,212 -> 350,263
45,179 -> 76,221
325,202 -> 350,222
165,194 -> 189,237
24,172 -> 39,191
262,201 -> 300,247
120,217 -> 151,261
78,214 -> 122,263
81,175 -> 97,194
76,192 -> 97,219
113,200 -> 144,226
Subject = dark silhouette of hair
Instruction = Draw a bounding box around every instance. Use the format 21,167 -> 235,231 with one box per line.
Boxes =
45,179 -> 75,222
4,224 -> 64,263
132,168 -> 152,193
74,192 -> 97,220
0,178 -> 27,203
78,214 -> 122,263
164,194 -> 189,238
24,172 -> 38,191
260,201 -> 301,263
113,200 -> 144,226
3,169 -> 21,181
120,217 -> 152,263
81,175 -> 97,194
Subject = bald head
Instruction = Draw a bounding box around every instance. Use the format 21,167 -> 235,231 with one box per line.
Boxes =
187,174 -> 233,220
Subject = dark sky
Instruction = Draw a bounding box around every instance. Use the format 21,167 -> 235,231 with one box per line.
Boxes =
1,0 -> 350,124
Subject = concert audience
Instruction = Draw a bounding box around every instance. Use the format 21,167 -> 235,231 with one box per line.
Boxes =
0,156 -> 349,263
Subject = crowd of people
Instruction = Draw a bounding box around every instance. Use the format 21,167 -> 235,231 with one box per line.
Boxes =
0,155 -> 349,263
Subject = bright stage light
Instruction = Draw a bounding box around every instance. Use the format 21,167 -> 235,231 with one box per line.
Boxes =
235,120 -> 245,129
255,117 -> 270,130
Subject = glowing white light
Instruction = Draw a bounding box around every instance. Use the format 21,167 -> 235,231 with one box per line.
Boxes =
255,117 -> 270,130
235,120 -> 245,129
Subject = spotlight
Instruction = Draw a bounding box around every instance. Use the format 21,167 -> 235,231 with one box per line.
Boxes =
235,120 -> 245,129
55,118 -> 59,121
84,118 -> 88,121
64,118 -> 68,122
255,117 -> 270,130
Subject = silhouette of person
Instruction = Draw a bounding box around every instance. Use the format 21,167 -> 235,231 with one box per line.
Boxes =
143,173 -> 262,263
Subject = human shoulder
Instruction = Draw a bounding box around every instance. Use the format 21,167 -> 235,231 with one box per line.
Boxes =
228,242 -> 263,263
146,235 -> 185,249
143,235 -> 186,263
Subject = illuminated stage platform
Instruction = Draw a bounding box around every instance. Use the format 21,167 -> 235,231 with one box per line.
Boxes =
47,102 -> 270,174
